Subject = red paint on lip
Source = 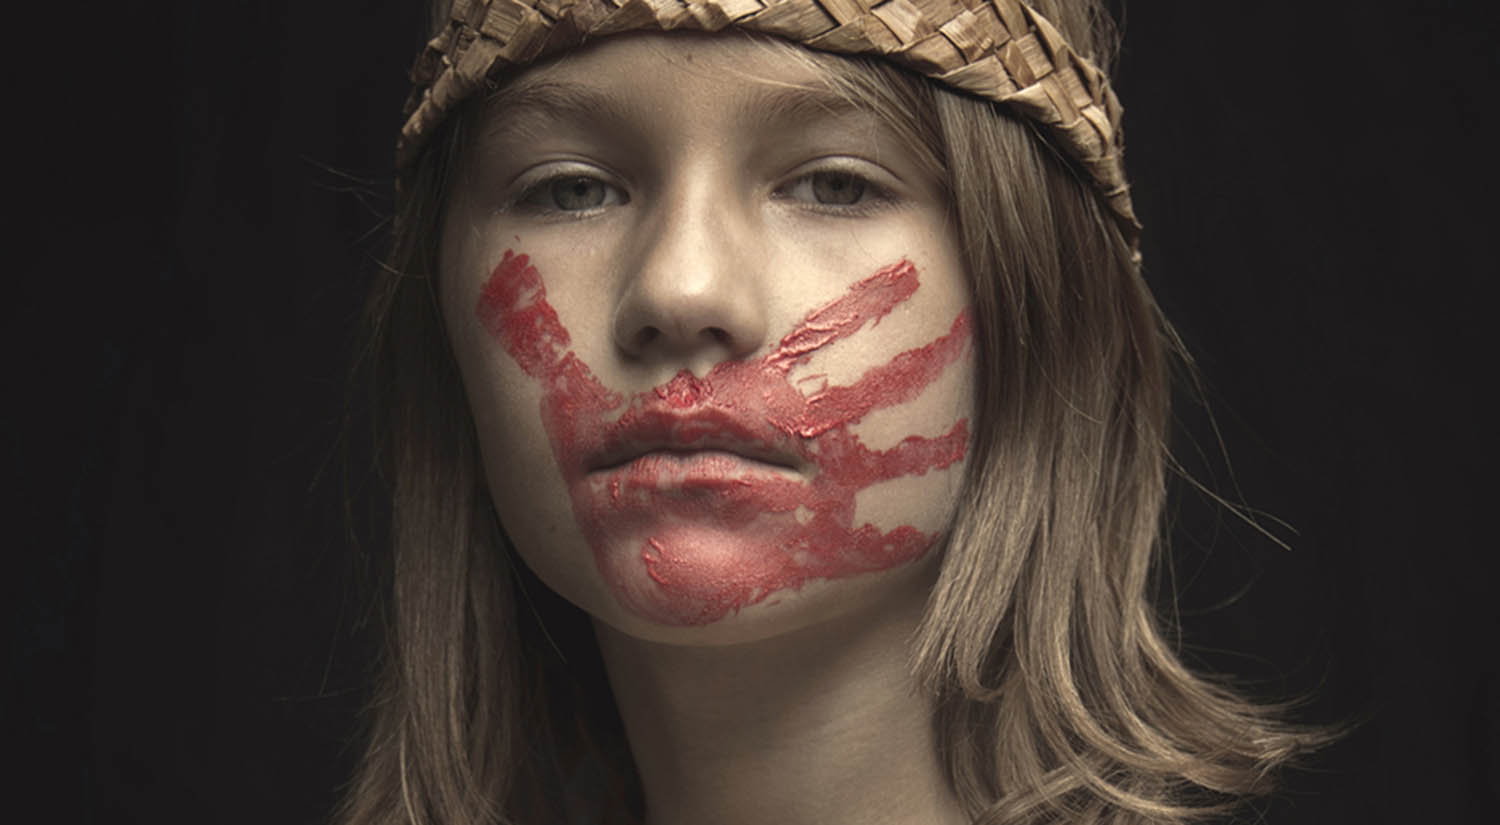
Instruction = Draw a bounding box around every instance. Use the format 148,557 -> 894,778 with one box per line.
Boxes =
477,249 -> 971,625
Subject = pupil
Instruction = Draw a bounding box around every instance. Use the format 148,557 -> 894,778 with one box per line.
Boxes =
553,177 -> 605,210
813,173 -> 864,205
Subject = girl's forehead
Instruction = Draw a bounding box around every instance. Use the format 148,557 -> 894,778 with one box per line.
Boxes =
493,32 -> 846,105
473,33 -> 906,150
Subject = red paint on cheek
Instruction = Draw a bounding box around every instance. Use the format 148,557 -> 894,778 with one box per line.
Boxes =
477,250 -> 971,625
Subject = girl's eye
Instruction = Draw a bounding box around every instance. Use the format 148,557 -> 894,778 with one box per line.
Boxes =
518,175 -> 627,213
778,169 -> 889,212
809,171 -> 866,205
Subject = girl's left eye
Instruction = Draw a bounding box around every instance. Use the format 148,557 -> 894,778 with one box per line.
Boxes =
778,170 -> 888,211
808,171 -> 866,204
517,175 -> 628,213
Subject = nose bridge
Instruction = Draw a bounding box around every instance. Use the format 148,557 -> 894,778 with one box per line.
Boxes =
613,159 -> 766,363
654,164 -> 732,288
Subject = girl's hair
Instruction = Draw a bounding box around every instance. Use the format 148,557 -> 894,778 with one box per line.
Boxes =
340,3 -> 1327,823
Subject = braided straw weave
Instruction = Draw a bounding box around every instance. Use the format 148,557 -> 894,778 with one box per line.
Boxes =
400,0 -> 1140,251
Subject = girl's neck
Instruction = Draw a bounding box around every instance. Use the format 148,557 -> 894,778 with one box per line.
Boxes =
593,576 -> 968,825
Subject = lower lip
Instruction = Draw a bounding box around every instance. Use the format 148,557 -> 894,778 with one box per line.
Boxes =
600,449 -> 793,481
589,450 -> 799,506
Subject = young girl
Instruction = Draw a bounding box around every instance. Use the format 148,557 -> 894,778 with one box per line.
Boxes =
342,2 -> 1323,822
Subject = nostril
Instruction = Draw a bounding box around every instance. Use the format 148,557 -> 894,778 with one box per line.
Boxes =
632,327 -> 660,351
612,278 -> 767,359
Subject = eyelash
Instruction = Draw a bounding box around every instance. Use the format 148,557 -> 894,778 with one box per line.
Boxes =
773,168 -> 896,217
510,171 -> 629,219
505,164 -> 896,219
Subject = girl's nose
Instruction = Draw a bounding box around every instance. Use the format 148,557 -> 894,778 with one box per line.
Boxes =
612,188 -> 767,367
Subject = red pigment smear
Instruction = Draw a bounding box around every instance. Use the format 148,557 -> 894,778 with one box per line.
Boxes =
477,249 -> 971,625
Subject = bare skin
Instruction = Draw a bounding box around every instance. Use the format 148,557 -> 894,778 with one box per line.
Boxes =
440,32 -> 973,825
595,563 -> 967,825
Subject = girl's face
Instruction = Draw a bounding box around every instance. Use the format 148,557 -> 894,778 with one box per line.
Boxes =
440,33 -> 974,644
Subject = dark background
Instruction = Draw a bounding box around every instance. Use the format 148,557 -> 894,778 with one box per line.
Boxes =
10,2 -> 1495,822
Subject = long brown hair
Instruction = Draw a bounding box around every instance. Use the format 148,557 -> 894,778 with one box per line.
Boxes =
339,3 -> 1327,823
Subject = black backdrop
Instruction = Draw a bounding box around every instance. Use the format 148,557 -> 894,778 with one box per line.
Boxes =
10,2 -> 1496,823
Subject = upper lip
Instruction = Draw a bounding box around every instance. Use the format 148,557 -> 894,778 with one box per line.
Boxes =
584,404 -> 806,475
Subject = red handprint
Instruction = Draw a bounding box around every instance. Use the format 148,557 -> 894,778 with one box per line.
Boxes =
478,250 -> 971,625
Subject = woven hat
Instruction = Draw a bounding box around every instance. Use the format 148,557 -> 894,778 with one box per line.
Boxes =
399,0 -> 1140,254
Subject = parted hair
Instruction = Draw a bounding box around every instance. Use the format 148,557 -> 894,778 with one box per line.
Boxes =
338,2 -> 1326,823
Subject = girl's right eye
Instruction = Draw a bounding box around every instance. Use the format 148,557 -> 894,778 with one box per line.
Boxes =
516,175 -> 628,214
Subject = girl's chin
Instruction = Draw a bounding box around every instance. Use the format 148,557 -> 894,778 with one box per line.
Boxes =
579,502 -> 944,625
588,540 -> 942,647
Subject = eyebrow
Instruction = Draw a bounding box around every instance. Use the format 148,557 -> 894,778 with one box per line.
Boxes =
479,79 -> 634,141
742,81 -> 867,123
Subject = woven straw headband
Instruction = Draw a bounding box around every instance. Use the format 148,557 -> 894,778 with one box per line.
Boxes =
400,0 -> 1141,255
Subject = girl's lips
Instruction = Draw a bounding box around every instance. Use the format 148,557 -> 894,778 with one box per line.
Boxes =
583,446 -> 809,525
581,405 -> 809,479
594,448 -> 803,485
